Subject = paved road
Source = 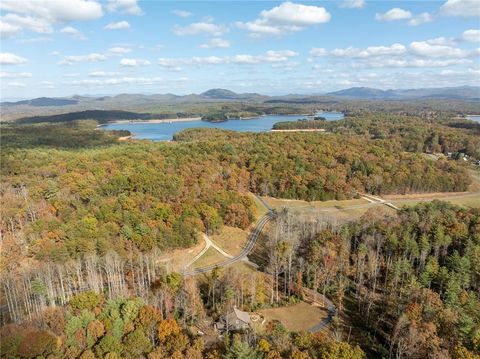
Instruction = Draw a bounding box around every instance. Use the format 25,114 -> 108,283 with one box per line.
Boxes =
188,194 -> 337,333
302,287 -> 337,333
184,210 -> 274,276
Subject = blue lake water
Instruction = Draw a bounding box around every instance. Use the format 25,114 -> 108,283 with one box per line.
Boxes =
100,112 -> 344,141
467,115 -> 480,123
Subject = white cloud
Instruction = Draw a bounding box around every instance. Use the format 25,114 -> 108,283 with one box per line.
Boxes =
4,81 -> 26,87
58,53 -> 107,65
120,58 -> 151,67
0,52 -> 28,65
0,20 -> 21,38
107,47 -> 132,55
310,48 -> 327,57
104,21 -> 130,30
339,0 -> 366,9
355,58 -> 472,69
106,0 -> 143,15
1,13 -> 52,34
425,37 -> 455,46
375,8 -> 412,21
0,0 -> 103,39
440,0 -> 480,17
0,0 -> 104,21
0,71 -> 32,78
158,50 -> 298,69
409,12 -> 433,26
200,38 -> 231,49
172,9 -> 192,18
89,71 -> 121,77
358,43 -> 407,57
462,29 -> 480,42
261,2 -> 331,26
67,76 -> 163,86
325,43 -> 407,58
60,26 -> 86,39
236,2 -> 330,37
173,22 -> 227,36
409,41 -> 469,58
158,58 -> 183,71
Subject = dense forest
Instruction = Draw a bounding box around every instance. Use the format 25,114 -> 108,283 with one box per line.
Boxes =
1,121 -> 471,265
1,201 -> 478,358
1,113 -> 478,358
272,115 -> 480,160
257,201 -> 480,358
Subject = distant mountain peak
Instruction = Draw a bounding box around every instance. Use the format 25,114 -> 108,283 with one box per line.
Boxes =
201,88 -> 239,99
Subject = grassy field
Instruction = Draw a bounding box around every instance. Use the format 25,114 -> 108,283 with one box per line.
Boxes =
157,239 -> 206,272
263,196 -> 369,210
192,247 -> 227,269
260,196 -> 393,223
257,301 -> 328,332
391,192 -> 480,209
210,226 -> 249,257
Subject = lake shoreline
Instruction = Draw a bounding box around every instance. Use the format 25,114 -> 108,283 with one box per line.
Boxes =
101,117 -> 202,125
100,112 -> 344,141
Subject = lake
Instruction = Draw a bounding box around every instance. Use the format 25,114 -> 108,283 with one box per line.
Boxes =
467,115 -> 480,123
100,112 -> 344,141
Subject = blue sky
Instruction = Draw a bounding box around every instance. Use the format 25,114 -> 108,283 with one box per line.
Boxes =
1,0 -> 479,99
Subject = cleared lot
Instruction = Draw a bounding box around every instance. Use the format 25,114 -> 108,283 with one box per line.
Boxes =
258,301 -> 328,332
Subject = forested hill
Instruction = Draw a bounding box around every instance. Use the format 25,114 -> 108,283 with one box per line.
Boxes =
1,120 -> 471,267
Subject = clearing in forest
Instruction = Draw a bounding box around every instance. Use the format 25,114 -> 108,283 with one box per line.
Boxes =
257,301 -> 328,332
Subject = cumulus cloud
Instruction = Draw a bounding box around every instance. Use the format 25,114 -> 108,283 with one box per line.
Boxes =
106,0 -> 143,15
354,58 -> 473,69
339,0 -> 366,9
158,58 -> 183,71
375,8 -> 412,21
173,21 -> 227,36
158,50 -> 298,70
0,0 -> 103,21
58,53 -> 107,65
0,0 -> 103,38
104,21 -> 130,30
236,2 -> 330,37
107,47 -> 132,55
172,9 -> 192,18
0,71 -> 32,78
60,26 -> 86,39
409,41 -> 469,58
462,29 -> 480,42
0,20 -> 21,38
440,0 -> 480,17
200,38 -> 231,49
88,71 -> 121,77
0,13 -> 52,34
319,43 -> 407,58
120,58 -> 151,67
0,52 -> 28,65
4,81 -> 26,87
409,12 -> 433,25
310,48 -> 327,57
425,37 -> 455,46
66,76 -> 163,86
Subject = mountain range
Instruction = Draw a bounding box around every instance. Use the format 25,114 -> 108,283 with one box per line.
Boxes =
2,86 -> 478,109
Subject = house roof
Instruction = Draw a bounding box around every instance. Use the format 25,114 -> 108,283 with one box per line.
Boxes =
232,307 -> 251,324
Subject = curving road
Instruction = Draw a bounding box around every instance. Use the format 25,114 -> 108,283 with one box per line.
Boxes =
184,210 -> 274,276
186,194 -> 337,333
302,287 -> 337,333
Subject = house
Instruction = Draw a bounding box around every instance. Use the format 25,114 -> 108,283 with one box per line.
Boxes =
216,307 -> 251,332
